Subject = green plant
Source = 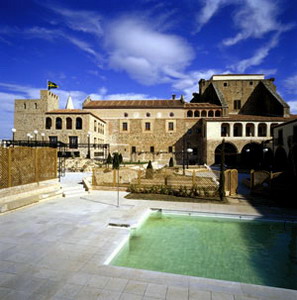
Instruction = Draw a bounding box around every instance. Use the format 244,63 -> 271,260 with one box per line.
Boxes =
106,153 -> 112,165
147,160 -> 153,169
119,153 -> 123,164
112,153 -> 120,169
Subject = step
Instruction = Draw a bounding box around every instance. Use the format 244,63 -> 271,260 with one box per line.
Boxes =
0,195 -> 39,213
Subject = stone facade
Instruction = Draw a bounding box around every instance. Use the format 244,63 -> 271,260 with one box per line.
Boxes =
12,74 -> 297,165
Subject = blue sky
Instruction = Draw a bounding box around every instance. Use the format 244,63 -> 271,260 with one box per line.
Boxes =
0,0 -> 296,139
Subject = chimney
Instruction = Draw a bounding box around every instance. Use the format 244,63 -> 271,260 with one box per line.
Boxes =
172,94 -> 176,100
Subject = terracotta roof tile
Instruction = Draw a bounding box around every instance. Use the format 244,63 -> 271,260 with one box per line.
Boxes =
83,100 -> 184,108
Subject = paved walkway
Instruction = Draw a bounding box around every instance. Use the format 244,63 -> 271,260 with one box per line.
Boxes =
0,189 -> 297,299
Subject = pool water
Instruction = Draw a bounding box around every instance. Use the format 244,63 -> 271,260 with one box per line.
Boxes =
111,212 -> 297,290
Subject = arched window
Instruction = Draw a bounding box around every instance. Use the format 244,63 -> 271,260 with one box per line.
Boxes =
221,123 -> 230,137
76,117 -> 82,130
246,123 -> 255,137
34,103 -> 38,109
270,123 -> 278,136
201,110 -> 207,117
66,117 -> 72,130
187,110 -> 193,117
94,120 -> 97,131
215,110 -> 221,117
208,110 -> 214,117
258,123 -> 267,137
24,103 -> 26,109
233,123 -> 242,137
45,117 -> 52,129
56,117 -> 62,130
194,110 -> 200,117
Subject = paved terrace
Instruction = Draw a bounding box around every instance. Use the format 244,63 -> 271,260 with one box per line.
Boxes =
0,190 -> 297,300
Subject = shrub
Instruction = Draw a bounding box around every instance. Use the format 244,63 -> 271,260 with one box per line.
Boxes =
106,153 -> 112,164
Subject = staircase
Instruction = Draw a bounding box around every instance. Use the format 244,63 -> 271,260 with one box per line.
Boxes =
61,183 -> 89,197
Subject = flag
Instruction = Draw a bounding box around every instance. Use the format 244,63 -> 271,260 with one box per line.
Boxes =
48,81 -> 59,90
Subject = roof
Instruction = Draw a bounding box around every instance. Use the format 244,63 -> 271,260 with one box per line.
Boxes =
271,118 -> 297,129
211,82 -> 228,107
83,100 -> 184,109
204,114 -> 297,122
45,109 -> 106,123
210,74 -> 264,81
261,81 -> 290,109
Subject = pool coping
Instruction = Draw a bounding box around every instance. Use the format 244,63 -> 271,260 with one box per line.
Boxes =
103,204 -> 297,299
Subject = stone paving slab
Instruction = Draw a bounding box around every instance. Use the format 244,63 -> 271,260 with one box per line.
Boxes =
0,190 -> 296,300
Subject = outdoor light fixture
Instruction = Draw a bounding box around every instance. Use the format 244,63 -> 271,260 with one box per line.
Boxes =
263,148 -> 269,152
11,128 -> 16,147
186,148 -> 193,169
246,148 -> 251,152
87,131 -> 92,159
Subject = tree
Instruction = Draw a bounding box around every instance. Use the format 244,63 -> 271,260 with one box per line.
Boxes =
119,153 -> 123,164
169,157 -> 174,167
219,139 -> 226,201
146,160 -> 153,179
112,153 -> 120,169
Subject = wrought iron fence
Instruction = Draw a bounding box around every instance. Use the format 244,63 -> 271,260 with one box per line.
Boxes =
0,147 -> 57,189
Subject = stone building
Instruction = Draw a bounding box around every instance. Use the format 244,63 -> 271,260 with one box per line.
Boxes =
12,74 -> 297,167
13,90 -> 107,158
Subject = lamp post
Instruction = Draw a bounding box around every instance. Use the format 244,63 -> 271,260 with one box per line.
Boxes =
11,128 -> 16,147
27,133 -> 30,145
186,148 -> 193,169
34,130 -> 38,147
87,131 -> 91,159
41,133 -> 45,146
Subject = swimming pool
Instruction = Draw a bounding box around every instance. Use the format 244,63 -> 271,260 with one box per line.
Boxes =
110,211 -> 297,290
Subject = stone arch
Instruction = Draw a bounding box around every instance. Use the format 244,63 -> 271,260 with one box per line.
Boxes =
76,117 -> 83,130
258,123 -> 267,137
214,142 -> 238,166
215,110 -> 221,117
208,110 -> 214,117
246,123 -> 255,137
241,143 -> 262,169
233,123 -> 242,137
56,117 -> 62,130
274,147 -> 287,171
66,117 -> 72,130
187,110 -> 193,117
45,117 -> 52,129
194,110 -> 200,117
201,110 -> 207,117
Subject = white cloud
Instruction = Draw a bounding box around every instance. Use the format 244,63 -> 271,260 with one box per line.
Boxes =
49,7 -> 103,38
284,75 -> 297,94
104,17 -> 194,85
230,33 -> 280,72
287,101 -> 297,114
197,0 -> 293,46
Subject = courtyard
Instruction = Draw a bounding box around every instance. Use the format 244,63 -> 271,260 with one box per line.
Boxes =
0,183 -> 297,300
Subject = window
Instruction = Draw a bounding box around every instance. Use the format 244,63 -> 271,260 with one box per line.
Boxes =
168,122 -> 174,131
66,117 -> 72,130
24,103 -> 26,109
246,123 -> 255,137
49,136 -> 57,146
76,117 -> 82,130
258,123 -> 267,137
124,113 -> 128,117
233,123 -> 242,137
194,110 -> 200,117
150,146 -> 154,153
94,120 -> 97,131
249,81 -> 253,85
122,122 -> 128,131
221,123 -> 229,137
34,103 -> 37,109
45,117 -> 52,129
132,146 -> 136,153
145,122 -> 151,131
234,100 -> 241,110
187,110 -> 193,117
146,112 -> 151,117
56,117 -> 62,130
168,146 -> 173,153
169,112 -> 174,117
208,110 -> 214,117
201,110 -> 207,117
94,137 -> 97,149
223,82 -> 228,87
69,136 -> 78,149
215,110 -> 221,117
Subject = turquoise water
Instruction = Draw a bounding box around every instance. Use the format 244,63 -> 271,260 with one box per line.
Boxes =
111,212 -> 297,290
